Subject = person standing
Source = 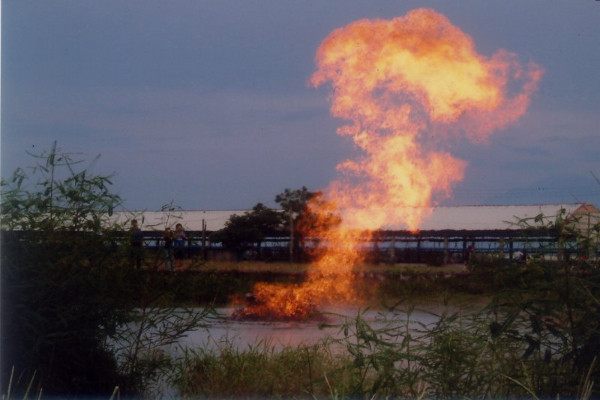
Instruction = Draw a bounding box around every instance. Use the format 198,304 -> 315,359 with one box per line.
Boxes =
173,223 -> 187,271
129,219 -> 144,269
162,227 -> 174,271
465,242 -> 475,271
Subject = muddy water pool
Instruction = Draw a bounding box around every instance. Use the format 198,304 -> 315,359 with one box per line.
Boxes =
148,306 -> 461,397
168,306 -> 444,354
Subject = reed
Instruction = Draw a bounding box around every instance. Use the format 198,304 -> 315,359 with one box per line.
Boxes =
176,338 -> 355,398
175,295 -> 598,398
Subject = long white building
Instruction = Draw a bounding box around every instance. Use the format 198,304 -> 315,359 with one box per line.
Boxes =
108,203 -> 599,263
112,203 -> 600,234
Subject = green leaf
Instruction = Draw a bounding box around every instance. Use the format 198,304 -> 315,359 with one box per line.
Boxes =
530,315 -> 541,335
522,335 -> 540,358
490,311 -> 519,339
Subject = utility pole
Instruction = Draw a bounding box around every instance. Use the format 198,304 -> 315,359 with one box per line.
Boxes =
289,211 -> 294,263
202,219 -> 207,261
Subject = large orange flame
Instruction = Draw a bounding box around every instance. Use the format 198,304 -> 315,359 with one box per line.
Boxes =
232,8 -> 543,320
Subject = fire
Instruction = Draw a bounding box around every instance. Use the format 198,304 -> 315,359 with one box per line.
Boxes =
232,8 -> 542,321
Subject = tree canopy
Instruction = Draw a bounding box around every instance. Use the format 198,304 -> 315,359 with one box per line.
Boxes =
210,203 -> 284,250
275,186 -> 318,215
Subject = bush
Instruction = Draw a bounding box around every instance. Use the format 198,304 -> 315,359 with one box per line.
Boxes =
1,143 -> 211,396
1,143 -> 134,394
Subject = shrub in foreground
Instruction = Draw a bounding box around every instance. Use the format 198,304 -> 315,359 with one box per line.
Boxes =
0,143 -> 211,396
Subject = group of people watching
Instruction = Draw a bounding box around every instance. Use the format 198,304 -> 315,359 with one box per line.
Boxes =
162,223 -> 187,271
129,219 -> 187,271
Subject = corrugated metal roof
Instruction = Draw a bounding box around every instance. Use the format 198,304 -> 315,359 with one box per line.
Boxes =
415,204 -> 588,231
111,210 -> 249,232
112,203 -> 599,232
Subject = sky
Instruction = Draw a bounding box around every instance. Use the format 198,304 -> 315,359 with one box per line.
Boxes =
2,0 -> 600,212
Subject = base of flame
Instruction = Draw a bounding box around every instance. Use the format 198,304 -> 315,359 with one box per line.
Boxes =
229,283 -> 325,322
229,273 -> 359,322
230,297 -> 325,322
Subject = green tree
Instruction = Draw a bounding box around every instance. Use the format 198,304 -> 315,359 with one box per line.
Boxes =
275,187 -> 342,262
275,187 -> 317,216
0,143 -> 211,396
275,187 -> 317,262
210,203 -> 284,261
1,143 -> 131,394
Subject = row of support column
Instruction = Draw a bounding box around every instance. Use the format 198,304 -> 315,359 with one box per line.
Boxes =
381,233 -> 520,266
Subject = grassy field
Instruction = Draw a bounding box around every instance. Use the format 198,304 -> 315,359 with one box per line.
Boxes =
170,259 -> 469,274
140,259 -> 489,310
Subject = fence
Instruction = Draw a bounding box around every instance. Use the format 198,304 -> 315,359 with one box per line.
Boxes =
130,228 -> 597,265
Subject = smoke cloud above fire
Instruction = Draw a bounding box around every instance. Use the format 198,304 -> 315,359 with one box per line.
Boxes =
311,8 -> 543,231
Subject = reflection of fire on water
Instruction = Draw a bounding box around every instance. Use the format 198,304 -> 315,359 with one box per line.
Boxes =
232,8 -> 542,321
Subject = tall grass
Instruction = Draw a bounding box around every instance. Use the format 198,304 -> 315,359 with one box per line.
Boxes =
175,296 -> 598,398
176,338 -> 355,398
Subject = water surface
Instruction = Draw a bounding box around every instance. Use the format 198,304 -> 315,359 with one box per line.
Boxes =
172,306 -> 444,352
